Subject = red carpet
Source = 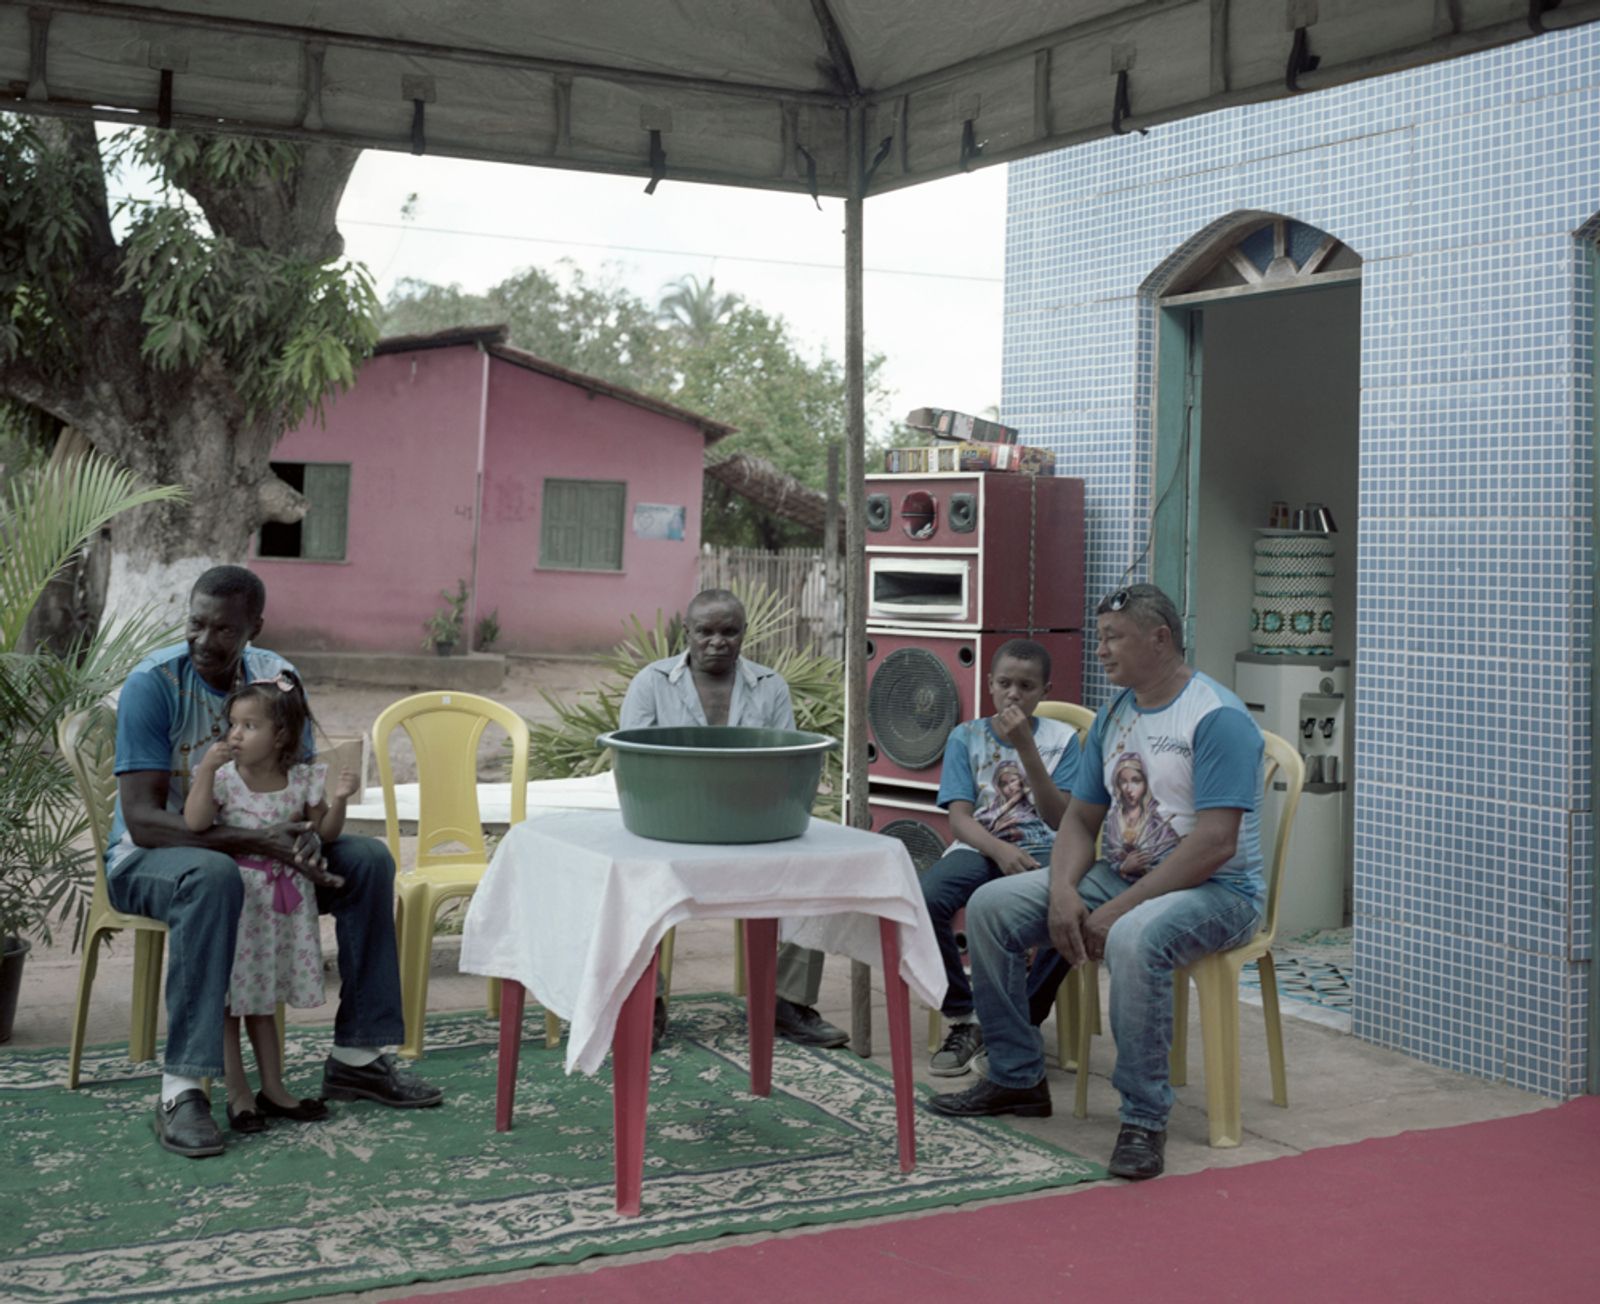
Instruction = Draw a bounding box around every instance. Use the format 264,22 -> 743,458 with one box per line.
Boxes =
409,1098 -> 1600,1303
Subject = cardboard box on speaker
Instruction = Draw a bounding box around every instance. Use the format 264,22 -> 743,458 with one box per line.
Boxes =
883,442 -> 1055,476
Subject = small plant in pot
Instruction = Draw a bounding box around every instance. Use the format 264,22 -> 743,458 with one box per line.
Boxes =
0,450 -> 182,1042
474,607 -> 500,653
422,579 -> 468,656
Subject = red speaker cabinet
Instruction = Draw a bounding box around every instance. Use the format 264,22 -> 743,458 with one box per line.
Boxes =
868,789 -> 953,874
864,472 -> 1085,631
863,627 -> 1084,790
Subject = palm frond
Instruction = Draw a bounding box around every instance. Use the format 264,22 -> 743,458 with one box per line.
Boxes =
0,452 -> 182,944
0,453 -> 185,650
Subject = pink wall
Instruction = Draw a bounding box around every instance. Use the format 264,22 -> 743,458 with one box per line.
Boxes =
254,347 -> 483,653
476,360 -> 705,653
254,342 -> 707,655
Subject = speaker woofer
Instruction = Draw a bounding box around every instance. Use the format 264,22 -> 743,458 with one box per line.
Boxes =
866,494 -> 891,532
867,647 -> 960,770
879,817 -> 949,874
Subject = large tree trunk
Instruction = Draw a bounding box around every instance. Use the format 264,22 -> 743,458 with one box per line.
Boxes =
0,121 -> 361,633
92,390 -> 309,635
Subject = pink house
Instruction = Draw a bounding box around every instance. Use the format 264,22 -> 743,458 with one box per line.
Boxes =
253,325 -> 731,655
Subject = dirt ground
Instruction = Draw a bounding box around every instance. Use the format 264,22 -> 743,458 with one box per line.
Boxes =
306,655 -> 612,785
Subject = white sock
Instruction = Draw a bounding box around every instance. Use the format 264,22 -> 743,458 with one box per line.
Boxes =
949,1016 -> 979,1028
161,1073 -> 204,1106
329,1045 -> 382,1068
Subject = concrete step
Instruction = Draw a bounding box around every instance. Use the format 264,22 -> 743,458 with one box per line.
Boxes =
287,650 -> 506,692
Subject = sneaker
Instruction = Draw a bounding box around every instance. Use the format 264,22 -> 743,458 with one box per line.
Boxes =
969,1048 -> 990,1080
929,1021 -> 984,1077
774,998 -> 850,1048
925,1075 -> 1052,1119
1107,1124 -> 1166,1180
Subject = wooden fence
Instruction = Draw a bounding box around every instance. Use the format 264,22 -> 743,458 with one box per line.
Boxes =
697,546 -> 840,659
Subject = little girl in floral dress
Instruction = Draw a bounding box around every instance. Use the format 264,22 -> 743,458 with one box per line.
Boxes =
184,670 -> 358,1133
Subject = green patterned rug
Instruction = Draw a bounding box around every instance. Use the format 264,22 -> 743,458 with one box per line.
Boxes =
2,994 -> 1102,1303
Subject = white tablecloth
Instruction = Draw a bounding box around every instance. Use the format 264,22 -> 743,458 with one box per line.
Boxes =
459,811 -> 946,1074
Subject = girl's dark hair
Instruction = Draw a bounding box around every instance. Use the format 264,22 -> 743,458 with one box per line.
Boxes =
222,668 -> 315,773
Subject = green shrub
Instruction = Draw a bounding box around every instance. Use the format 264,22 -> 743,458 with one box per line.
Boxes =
0,453 -> 183,945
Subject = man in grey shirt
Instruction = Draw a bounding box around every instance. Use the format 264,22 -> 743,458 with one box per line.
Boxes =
619,588 -> 847,1049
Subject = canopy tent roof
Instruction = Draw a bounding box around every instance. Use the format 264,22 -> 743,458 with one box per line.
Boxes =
3,1 -> 1597,197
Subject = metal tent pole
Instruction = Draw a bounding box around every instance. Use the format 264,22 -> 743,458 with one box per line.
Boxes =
843,104 -> 874,1056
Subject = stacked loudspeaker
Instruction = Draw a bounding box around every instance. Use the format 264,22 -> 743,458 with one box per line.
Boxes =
861,472 -> 1086,870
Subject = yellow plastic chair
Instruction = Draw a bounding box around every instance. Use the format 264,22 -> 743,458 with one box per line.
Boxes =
1072,728 -> 1305,1146
58,706 -> 284,1087
1035,701 -> 1102,1067
374,691 -> 559,1059
59,705 -> 167,1088
921,699 -> 1102,1056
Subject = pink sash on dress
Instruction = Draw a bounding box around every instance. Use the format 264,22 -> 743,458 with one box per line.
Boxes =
237,855 -> 303,914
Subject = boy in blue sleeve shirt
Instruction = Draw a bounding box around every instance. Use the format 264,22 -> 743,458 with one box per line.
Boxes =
922,639 -> 1080,1076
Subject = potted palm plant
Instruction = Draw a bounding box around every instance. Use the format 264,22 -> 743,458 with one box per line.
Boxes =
421,579 -> 468,656
0,448 -> 182,1041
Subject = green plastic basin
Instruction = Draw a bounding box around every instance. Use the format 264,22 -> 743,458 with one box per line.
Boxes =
598,726 -> 838,843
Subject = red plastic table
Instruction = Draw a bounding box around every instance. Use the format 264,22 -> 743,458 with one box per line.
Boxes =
462,812 -> 942,1217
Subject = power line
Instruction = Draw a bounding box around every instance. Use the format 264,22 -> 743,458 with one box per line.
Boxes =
107,192 -> 1002,284
339,217 -> 1004,285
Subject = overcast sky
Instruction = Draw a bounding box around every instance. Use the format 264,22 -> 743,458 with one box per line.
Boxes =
334,151 -> 1009,435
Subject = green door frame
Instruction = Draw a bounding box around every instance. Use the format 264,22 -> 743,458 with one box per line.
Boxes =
1151,304 -> 1202,657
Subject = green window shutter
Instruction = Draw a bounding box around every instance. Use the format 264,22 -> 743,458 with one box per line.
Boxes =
540,481 -> 582,568
541,479 -> 625,571
300,464 -> 350,561
581,481 -> 625,570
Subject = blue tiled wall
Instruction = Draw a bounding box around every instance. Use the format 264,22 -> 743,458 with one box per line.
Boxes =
1003,29 -> 1599,1095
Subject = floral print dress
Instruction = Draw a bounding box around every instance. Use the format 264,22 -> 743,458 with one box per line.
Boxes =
212,760 -> 328,1014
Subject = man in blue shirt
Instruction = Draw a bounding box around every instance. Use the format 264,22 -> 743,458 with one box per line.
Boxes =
109,566 -> 441,1158
922,639 -> 1079,1077
619,588 -> 847,1050
928,585 -> 1264,1181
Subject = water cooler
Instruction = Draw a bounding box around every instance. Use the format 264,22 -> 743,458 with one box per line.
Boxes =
1233,653 -> 1350,937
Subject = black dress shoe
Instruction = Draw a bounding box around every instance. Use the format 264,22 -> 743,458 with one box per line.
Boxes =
774,998 -> 849,1048
226,1102 -> 268,1134
255,1091 -> 331,1122
321,1054 -> 444,1108
1108,1124 -> 1166,1179
925,1075 -> 1053,1119
155,1089 -> 226,1157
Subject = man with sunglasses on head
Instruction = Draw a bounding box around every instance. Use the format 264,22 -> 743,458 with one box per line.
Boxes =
927,583 -> 1265,1181
107,566 -> 442,1159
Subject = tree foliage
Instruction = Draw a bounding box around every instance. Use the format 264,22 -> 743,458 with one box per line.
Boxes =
383,263 -> 672,396
0,116 -> 378,575
382,263 -> 897,548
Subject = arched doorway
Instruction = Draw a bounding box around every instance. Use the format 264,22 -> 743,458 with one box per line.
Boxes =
1145,213 -> 1362,940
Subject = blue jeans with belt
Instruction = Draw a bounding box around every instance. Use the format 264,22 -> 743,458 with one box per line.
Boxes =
966,860 -> 1262,1130
106,836 -> 405,1077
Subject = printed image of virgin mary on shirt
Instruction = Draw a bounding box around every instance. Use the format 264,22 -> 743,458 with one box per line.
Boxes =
1103,750 -> 1181,879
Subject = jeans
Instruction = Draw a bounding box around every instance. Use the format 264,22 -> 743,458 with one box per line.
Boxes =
966,860 -> 1262,1130
921,848 -> 1064,1021
657,942 -> 823,1007
107,836 -> 406,1077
